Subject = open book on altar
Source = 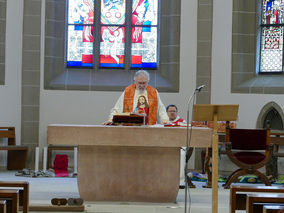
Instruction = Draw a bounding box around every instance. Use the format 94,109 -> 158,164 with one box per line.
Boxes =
112,113 -> 146,125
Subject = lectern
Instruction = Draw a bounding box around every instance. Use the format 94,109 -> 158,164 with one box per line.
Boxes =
193,104 -> 239,213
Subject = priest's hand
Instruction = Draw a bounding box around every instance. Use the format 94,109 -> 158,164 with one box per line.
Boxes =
102,121 -> 113,125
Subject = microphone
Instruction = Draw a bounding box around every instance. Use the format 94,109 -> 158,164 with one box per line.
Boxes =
195,85 -> 205,92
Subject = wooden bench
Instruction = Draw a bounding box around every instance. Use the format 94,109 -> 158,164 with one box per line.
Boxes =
0,127 -> 28,170
0,200 -> 7,213
0,189 -> 19,213
230,185 -> 284,213
263,205 -> 284,213
0,181 -> 29,213
246,193 -> 284,213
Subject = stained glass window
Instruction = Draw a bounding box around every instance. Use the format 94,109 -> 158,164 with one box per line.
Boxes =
67,0 -> 94,67
131,0 -> 158,68
66,0 -> 159,69
260,0 -> 284,72
100,0 -> 126,68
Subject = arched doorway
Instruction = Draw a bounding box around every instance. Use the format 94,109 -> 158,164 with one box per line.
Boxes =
256,102 -> 284,178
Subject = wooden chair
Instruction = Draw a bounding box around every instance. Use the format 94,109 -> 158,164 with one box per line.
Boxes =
223,128 -> 273,189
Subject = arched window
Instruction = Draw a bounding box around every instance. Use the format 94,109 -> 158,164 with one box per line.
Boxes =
260,0 -> 284,73
256,101 -> 284,129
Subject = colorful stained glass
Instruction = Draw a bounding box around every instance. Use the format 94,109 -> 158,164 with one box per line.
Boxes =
260,27 -> 283,72
67,0 -> 94,67
66,0 -> 159,69
67,25 -> 94,67
101,0 -> 126,25
68,0 -> 94,25
131,26 -> 157,68
132,0 -> 158,26
262,0 -> 284,24
100,26 -> 125,68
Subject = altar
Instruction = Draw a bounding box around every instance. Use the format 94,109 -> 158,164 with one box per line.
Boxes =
47,125 -> 213,202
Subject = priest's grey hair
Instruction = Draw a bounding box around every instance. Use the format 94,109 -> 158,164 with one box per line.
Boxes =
134,70 -> 150,82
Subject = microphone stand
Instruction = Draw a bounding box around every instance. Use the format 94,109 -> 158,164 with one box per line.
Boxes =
184,86 -> 203,213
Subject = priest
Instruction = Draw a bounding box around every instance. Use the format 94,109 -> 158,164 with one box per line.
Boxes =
103,70 -> 169,125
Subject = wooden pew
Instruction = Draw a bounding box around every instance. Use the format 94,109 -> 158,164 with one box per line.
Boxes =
0,189 -> 19,213
0,127 -> 28,170
246,193 -> 284,213
230,185 -> 284,213
263,205 -> 284,213
0,181 -> 29,213
0,200 -> 7,213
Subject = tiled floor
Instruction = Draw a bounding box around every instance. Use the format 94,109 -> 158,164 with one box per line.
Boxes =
0,171 -> 233,213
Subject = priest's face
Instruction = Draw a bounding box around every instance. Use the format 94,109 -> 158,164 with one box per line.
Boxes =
135,75 -> 148,92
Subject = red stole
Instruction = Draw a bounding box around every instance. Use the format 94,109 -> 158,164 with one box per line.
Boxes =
172,118 -> 185,125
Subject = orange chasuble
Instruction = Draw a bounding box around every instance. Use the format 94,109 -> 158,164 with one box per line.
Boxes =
123,84 -> 158,125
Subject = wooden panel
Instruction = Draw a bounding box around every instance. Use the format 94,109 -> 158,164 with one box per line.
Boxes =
193,104 -> 239,121
29,205 -> 84,211
0,146 -> 28,150
0,131 -> 15,139
0,127 -> 15,145
47,125 -> 213,148
270,136 -> 284,145
78,146 -> 180,202
7,149 -> 28,170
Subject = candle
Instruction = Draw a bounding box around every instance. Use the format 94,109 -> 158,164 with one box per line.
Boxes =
74,147 -> 78,174
43,147 -> 47,171
35,147 -> 39,172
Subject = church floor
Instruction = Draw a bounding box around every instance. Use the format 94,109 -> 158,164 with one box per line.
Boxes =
0,170 -> 242,213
